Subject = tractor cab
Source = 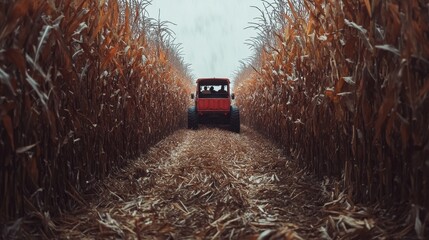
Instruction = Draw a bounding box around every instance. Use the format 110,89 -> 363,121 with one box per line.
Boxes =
188,78 -> 240,133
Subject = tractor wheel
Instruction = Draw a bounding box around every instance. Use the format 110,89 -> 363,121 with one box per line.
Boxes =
230,106 -> 240,133
188,106 -> 198,130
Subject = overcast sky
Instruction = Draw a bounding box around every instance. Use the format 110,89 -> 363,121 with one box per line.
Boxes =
146,0 -> 265,82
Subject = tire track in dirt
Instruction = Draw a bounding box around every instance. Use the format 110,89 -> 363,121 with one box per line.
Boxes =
54,127 -> 381,239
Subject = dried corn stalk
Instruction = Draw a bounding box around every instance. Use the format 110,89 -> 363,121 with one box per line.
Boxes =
0,0 -> 192,223
235,0 -> 429,230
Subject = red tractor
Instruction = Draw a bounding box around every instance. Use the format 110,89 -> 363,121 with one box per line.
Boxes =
188,78 -> 240,133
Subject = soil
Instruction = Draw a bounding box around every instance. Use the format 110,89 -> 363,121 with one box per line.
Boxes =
50,126 -> 410,239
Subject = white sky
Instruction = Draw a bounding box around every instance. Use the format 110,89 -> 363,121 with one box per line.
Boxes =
146,0 -> 265,83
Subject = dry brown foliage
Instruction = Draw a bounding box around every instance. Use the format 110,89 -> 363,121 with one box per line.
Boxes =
47,127 -> 407,239
52,128 -> 386,239
235,0 -> 428,237
0,0 -> 191,225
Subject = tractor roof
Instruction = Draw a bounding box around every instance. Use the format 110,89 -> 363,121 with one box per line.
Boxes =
196,78 -> 230,85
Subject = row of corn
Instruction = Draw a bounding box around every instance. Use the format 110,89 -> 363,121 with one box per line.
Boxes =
0,0 -> 192,222
235,0 -> 428,213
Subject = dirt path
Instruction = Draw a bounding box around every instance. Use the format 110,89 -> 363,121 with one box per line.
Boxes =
54,127 -> 392,239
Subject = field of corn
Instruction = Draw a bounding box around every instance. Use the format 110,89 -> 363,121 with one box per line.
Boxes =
235,0 -> 428,229
0,0 -> 191,224
1,0 -> 428,238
